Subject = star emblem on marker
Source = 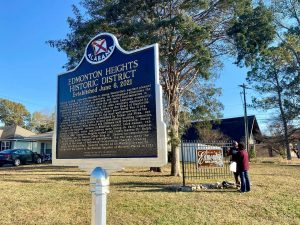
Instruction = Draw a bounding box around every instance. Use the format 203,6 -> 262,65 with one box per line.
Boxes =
92,39 -> 108,55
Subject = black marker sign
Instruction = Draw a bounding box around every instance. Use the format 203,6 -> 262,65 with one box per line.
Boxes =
56,33 -> 161,159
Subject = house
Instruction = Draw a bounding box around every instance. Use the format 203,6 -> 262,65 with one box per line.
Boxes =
183,115 -> 262,144
0,125 -> 36,151
24,131 -> 53,156
0,125 -> 53,158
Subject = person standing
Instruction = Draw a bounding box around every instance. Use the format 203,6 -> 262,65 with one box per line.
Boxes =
227,141 -> 240,187
237,142 -> 250,192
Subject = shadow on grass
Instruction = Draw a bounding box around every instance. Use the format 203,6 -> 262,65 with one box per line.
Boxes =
2,173 -> 89,177
279,164 -> 300,167
120,188 -> 172,193
111,174 -> 171,178
2,179 -> 44,184
112,181 -> 168,187
111,181 -> 171,192
251,173 -> 292,176
48,176 -> 89,182
1,177 -> 90,186
0,165 -> 77,171
195,189 -> 238,193
2,176 -> 89,183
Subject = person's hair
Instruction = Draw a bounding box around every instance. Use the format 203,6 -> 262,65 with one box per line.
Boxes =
238,142 -> 245,150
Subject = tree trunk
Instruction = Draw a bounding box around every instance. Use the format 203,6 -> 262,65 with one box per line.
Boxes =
170,132 -> 181,177
275,74 -> 292,160
282,119 -> 291,160
169,97 -> 181,177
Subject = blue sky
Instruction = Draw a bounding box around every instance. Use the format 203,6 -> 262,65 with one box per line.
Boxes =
0,1 -> 271,132
0,0 -> 77,112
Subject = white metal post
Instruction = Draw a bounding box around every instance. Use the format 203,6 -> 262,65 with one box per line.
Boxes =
90,167 -> 109,225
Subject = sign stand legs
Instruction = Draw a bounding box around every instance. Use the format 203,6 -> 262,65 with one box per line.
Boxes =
90,167 -> 109,225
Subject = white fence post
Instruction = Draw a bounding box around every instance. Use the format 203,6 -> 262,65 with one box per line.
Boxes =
90,167 -> 109,225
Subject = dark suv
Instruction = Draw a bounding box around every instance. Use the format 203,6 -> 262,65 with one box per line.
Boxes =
0,149 -> 42,166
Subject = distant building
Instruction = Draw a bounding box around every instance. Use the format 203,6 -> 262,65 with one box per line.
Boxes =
0,126 -> 53,157
183,115 -> 262,144
0,125 -> 36,151
24,131 -> 53,156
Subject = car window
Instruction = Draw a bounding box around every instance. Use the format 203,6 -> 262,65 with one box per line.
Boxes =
25,150 -> 32,154
1,149 -> 14,154
19,150 -> 27,154
14,150 -> 22,154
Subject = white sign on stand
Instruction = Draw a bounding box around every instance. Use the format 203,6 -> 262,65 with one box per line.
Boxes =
52,33 -> 167,225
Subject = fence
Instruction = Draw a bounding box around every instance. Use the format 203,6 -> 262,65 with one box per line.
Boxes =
181,140 -> 233,186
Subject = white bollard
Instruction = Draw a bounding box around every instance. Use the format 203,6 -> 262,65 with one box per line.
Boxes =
90,167 -> 109,225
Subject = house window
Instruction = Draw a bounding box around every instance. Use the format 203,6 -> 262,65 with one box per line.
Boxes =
1,141 -> 11,150
41,143 -> 45,155
45,143 -> 51,155
46,148 -> 52,155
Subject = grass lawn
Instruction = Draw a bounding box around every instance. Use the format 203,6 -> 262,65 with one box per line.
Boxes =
0,158 -> 299,225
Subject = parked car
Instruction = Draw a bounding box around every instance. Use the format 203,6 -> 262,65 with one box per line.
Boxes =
0,149 -> 42,166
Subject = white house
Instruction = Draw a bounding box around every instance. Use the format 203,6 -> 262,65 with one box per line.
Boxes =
24,131 -> 53,156
0,125 -> 37,151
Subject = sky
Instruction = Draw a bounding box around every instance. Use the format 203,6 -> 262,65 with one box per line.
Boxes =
0,1 -> 271,133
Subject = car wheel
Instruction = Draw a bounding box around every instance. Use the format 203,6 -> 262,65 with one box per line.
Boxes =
36,157 -> 42,164
14,159 -> 21,166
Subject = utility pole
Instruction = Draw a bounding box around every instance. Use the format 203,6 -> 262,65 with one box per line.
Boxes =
239,83 -> 249,152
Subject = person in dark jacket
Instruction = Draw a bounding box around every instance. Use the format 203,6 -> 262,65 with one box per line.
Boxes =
237,142 -> 250,192
227,141 -> 240,187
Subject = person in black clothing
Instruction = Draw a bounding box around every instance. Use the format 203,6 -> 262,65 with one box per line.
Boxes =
227,141 -> 240,187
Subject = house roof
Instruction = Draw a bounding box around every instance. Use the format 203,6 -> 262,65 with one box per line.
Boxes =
0,125 -> 36,140
25,131 -> 53,141
183,115 -> 262,142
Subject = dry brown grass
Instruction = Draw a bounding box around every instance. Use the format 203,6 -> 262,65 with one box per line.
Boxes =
0,158 -> 299,225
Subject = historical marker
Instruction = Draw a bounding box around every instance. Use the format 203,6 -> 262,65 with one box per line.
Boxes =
53,33 -> 167,169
